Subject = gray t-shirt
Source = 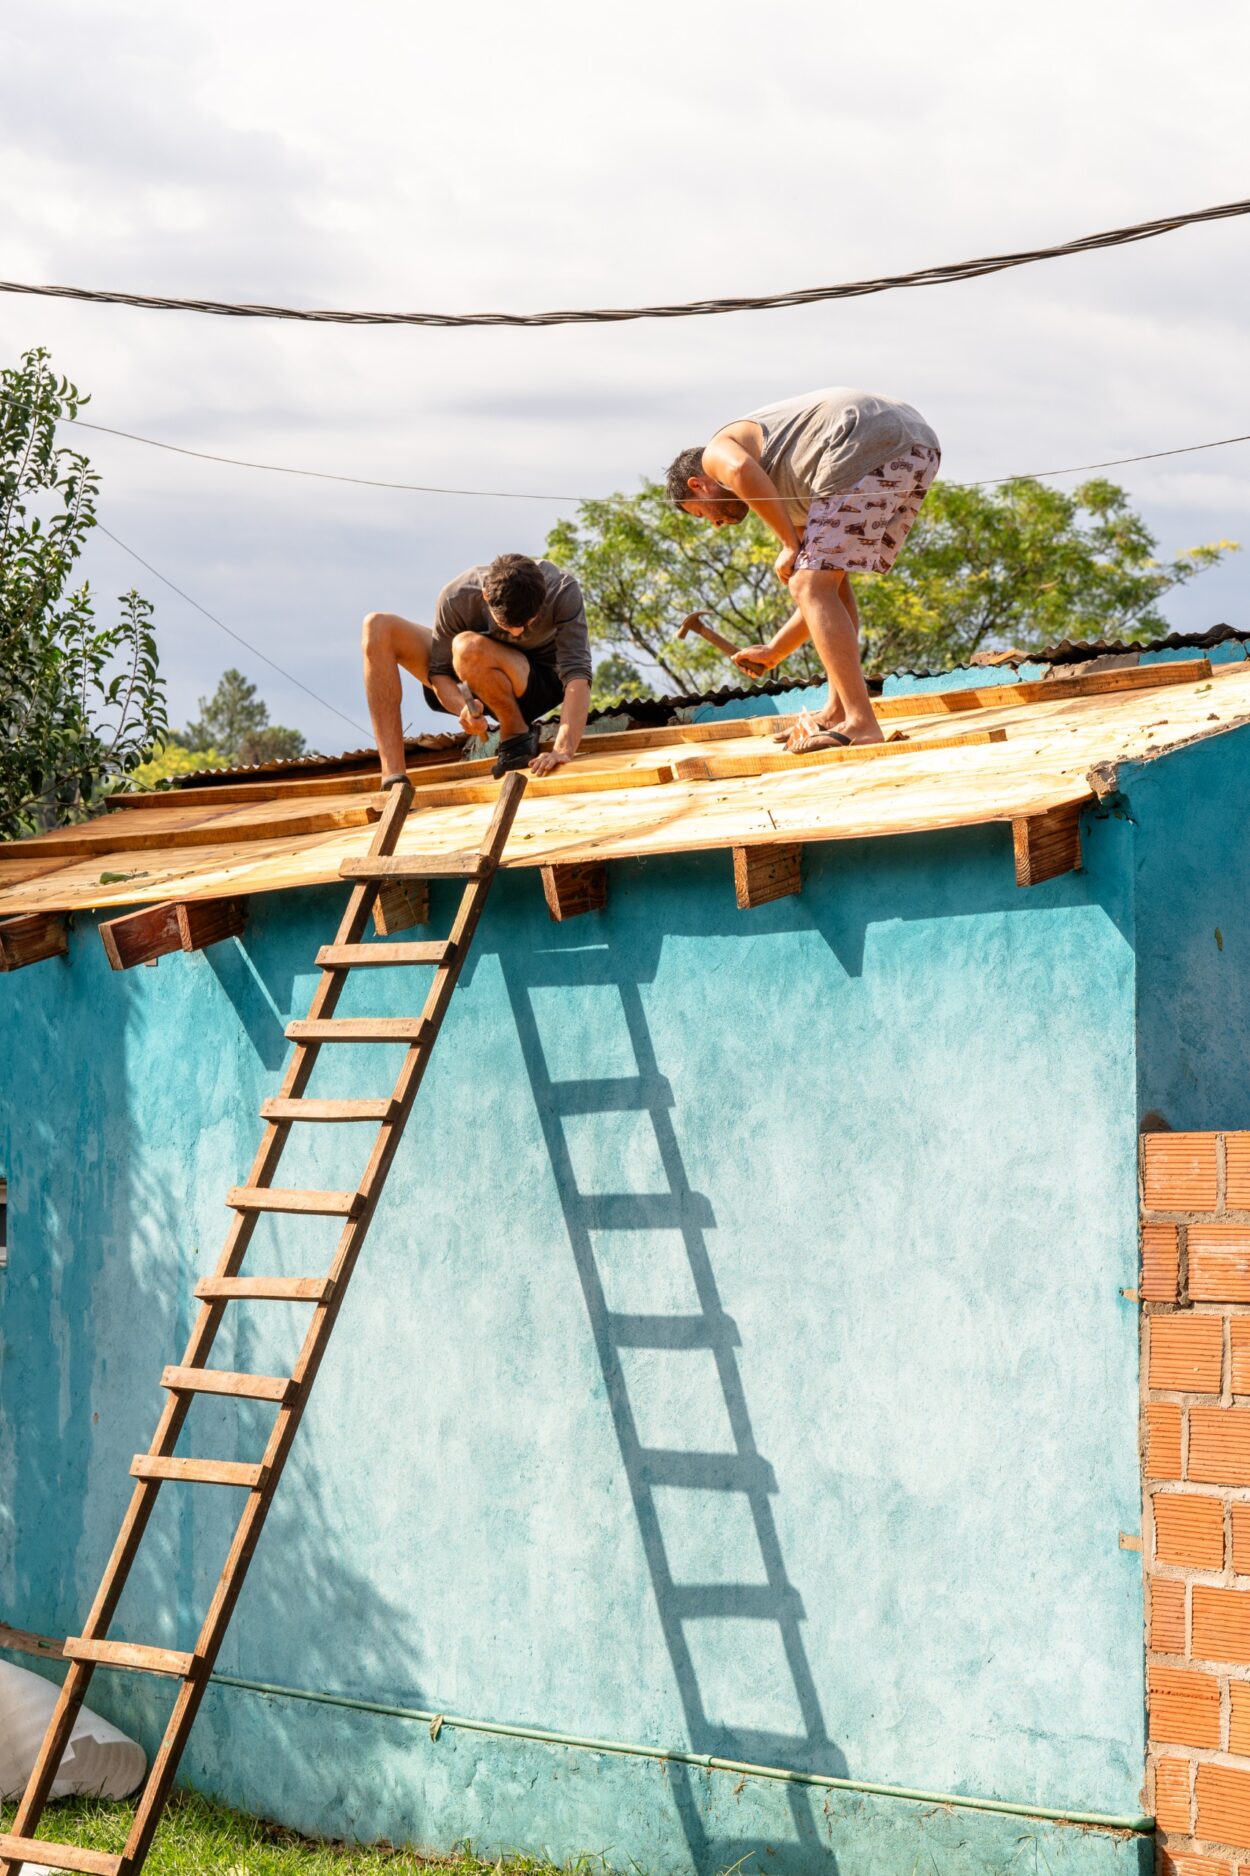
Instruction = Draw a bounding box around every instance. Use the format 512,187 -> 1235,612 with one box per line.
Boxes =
730,387 -> 941,528
428,560 -> 593,687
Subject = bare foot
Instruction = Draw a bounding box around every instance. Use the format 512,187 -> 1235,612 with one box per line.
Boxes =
775,711 -> 848,745
841,714 -> 884,746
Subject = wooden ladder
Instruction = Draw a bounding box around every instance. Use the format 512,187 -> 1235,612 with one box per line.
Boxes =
0,771 -> 528,1876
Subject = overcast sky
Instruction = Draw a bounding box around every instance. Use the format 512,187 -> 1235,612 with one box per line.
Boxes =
3,0 -> 1247,752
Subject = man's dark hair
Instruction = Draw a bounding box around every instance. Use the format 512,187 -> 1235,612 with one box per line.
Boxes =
482,553 -> 547,625
664,447 -> 706,506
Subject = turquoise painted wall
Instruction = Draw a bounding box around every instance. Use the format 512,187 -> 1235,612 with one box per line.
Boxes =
1116,722 -> 1250,1131
0,815 -> 1147,1873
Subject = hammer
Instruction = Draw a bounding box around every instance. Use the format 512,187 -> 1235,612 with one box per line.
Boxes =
675,611 -> 769,679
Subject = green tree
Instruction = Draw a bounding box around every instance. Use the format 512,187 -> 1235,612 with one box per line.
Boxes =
130,741 -> 227,787
182,667 -> 307,766
590,652 -> 657,710
856,477 -> 1237,672
547,476 -> 1236,693
546,484 -> 821,696
0,346 -> 165,837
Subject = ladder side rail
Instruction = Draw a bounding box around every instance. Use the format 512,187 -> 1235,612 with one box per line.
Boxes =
129,779 -> 413,1399
118,775 -> 527,1873
0,789 -> 415,1875
74,837 -> 401,1619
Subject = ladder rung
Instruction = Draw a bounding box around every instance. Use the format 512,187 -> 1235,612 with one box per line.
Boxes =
0,1836 -> 122,1875
286,1018 -> 427,1044
315,941 -> 456,968
64,1636 -> 197,1678
261,1097 -> 397,1123
131,1454 -> 268,1488
226,1185 -> 364,1217
340,852 -> 489,880
195,1276 -> 334,1303
161,1365 -> 294,1403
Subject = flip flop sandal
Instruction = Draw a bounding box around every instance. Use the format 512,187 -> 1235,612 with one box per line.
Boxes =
793,729 -> 851,752
491,725 -> 540,778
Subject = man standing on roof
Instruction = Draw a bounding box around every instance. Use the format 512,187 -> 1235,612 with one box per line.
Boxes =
361,553 -> 593,781
666,387 -> 940,749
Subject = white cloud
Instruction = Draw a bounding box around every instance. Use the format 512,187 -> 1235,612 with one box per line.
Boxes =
2,0 -> 1247,747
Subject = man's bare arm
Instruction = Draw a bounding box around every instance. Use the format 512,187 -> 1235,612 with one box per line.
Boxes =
732,608 -> 810,675
702,436 -> 801,553
430,670 -> 487,736
531,677 -> 590,775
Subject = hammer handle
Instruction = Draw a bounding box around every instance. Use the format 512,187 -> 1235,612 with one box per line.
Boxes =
696,620 -> 741,657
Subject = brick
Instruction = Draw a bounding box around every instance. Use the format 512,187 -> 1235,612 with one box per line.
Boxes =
1198,1762 -> 1250,1846
1152,1578 -> 1188,1654
1144,1223 -> 1182,1301
1194,1586 -> 1250,1663
1152,1315 -> 1225,1393
1163,1854 -> 1234,1876
1145,1133 -> 1219,1210
1231,1681 -> 1250,1755
1232,1319 -> 1250,1394
1155,1494 -> 1225,1569
1190,1408 -> 1250,1486
1236,1505 -> 1250,1574
1156,1754 -> 1194,1832
1191,1226 -> 1250,1303
1228,1133 -> 1250,1208
1150,1403 -> 1185,1479
1149,1664 -> 1222,1746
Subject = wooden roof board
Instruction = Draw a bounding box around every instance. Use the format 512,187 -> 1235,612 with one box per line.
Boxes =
1,659 -> 1245,917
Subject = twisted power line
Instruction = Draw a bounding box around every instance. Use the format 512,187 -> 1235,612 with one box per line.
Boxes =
3,195 -> 1249,328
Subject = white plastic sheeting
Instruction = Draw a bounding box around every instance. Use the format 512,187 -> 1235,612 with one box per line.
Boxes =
0,1659 -> 145,1800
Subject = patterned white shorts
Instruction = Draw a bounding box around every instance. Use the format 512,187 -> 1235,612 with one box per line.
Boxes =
794,443 -> 940,575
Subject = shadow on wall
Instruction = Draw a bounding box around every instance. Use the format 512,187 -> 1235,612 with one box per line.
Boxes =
502,938 -> 844,1876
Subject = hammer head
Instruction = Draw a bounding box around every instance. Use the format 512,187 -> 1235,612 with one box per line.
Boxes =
676,611 -> 708,641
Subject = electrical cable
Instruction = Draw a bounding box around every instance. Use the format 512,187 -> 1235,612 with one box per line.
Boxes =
94,523 -> 372,741
58,412 -> 1250,502
2,194 -> 1248,328
66,416 -> 583,499
952,431 -> 1250,487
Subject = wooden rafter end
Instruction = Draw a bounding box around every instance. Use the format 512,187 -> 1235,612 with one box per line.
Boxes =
99,897 -> 248,971
0,911 -> 69,972
541,862 -> 607,922
1012,803 -> 1083,887
733,843 -> 803,909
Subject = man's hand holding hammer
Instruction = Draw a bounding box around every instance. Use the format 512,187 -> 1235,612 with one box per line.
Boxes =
676,609 -> 812,681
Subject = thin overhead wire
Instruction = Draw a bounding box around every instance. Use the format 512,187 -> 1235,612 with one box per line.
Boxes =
947,431 -> 1250,488
68,416 -> 583,499
3,194 -> 1249,328
64,411 -> 1250,502
95,523 -> 372,740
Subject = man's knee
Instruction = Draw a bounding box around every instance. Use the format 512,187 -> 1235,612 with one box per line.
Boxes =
790,567 -> 845,605
361,610 -> 397,655
451,631 -> 491,678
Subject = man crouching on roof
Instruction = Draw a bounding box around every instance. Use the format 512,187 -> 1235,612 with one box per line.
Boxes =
361,552 -> 593,781
666,387 -> 940,750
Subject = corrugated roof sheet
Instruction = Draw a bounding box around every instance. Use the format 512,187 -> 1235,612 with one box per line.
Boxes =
157,625 -> 1248,791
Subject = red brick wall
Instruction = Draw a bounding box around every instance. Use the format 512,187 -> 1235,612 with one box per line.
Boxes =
1143,1131 -> 1250,1874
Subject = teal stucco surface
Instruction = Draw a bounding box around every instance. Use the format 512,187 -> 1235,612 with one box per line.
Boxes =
0,810 -> 1148,1873
1120,721 -> 1250,1132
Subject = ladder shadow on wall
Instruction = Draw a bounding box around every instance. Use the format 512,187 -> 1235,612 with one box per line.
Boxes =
502,944 -> 844,1876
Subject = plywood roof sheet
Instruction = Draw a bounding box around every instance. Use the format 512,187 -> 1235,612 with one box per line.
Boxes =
1,657 -> 1245,918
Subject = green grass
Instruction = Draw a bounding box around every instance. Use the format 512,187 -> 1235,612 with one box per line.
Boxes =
1,1790 -> 601,1875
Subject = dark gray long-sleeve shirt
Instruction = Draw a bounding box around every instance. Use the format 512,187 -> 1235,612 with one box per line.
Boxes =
428,561 -> 593,687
